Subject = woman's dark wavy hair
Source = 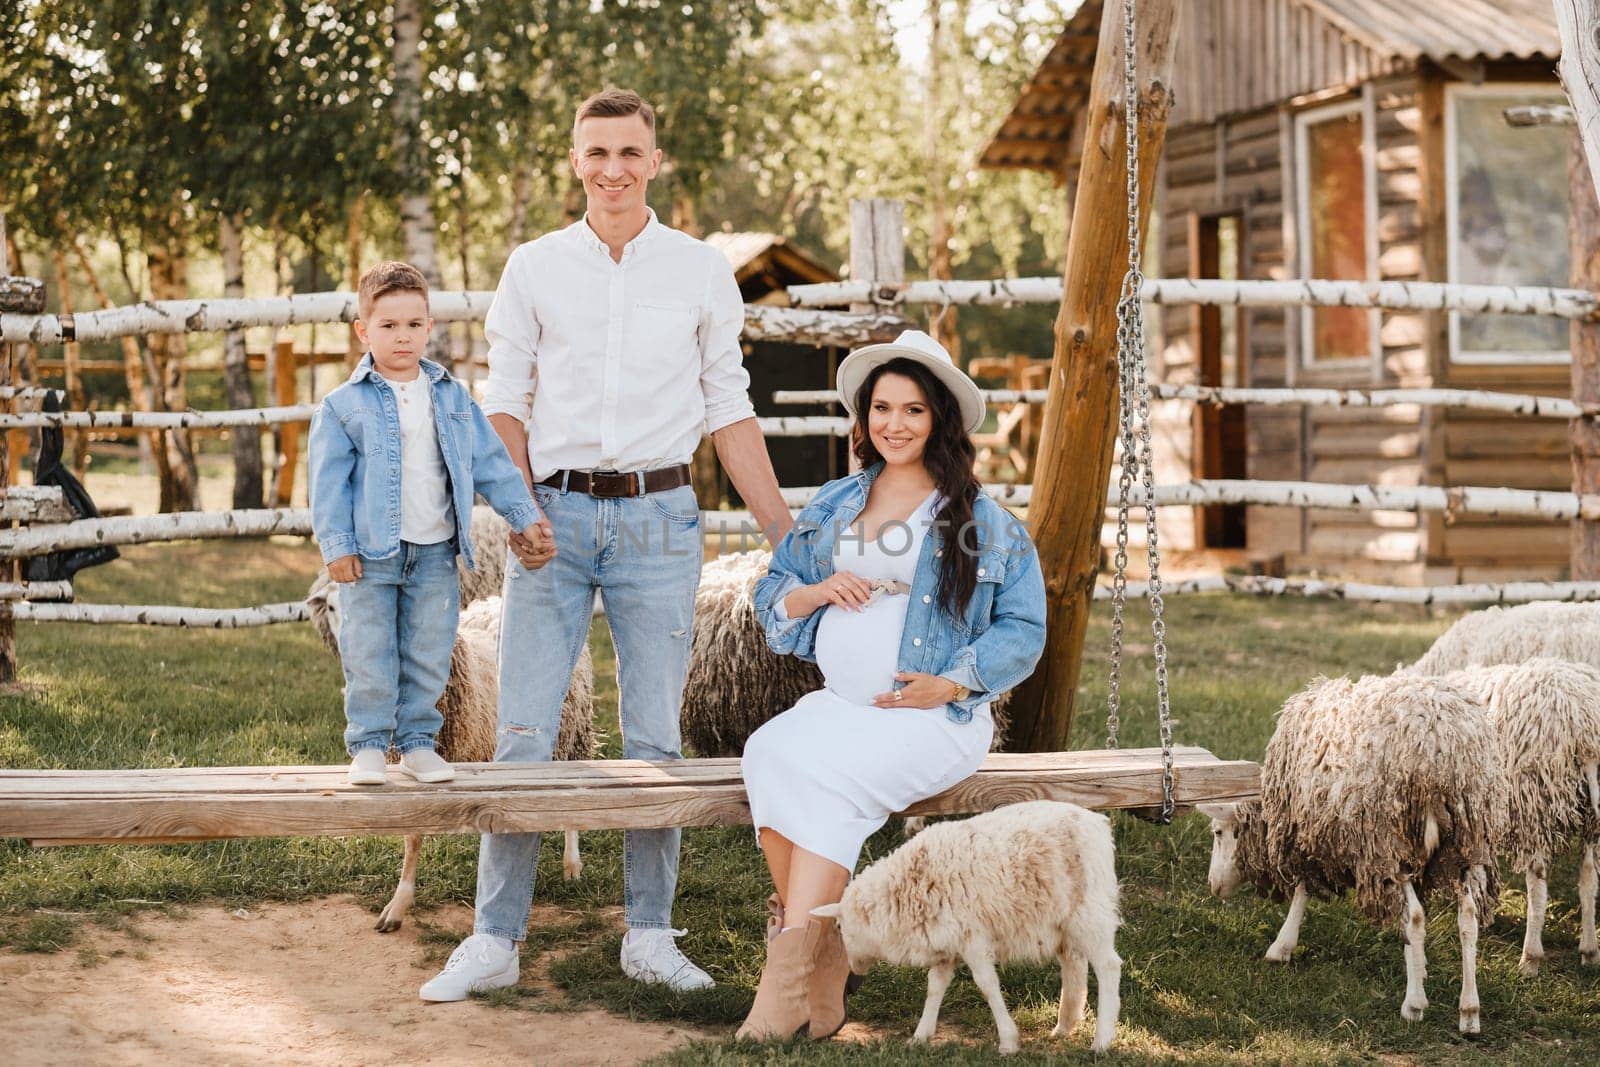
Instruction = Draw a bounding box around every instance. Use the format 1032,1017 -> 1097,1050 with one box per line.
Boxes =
851,357 -> 981,619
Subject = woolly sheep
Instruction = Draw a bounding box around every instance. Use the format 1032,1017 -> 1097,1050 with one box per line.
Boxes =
1405,601 -> 1600,676
305,576 -> 595,932
1201,673 -> 1507,1035
813,800 -> 1121,1055
683,549 -> 1012,758
1442,659 -> 1600,975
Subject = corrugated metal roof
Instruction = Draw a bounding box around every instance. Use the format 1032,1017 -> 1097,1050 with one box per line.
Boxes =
1301,0 -> 1557,62
980,0 -> 1559,175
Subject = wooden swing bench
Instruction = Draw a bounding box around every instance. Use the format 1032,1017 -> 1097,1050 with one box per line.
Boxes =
0,747 -> 1258,846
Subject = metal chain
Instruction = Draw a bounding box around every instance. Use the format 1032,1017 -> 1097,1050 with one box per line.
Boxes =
1103,0 -> 1176,821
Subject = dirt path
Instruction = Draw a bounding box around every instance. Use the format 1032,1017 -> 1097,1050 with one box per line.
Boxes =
0,898 -> 707,1066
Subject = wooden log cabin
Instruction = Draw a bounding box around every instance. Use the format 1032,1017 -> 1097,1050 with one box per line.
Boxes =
982,1 -> 1569,582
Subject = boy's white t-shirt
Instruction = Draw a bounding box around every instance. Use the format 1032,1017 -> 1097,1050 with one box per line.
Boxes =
391,374 -> 454,545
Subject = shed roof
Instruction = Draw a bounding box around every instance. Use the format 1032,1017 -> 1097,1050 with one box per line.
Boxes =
980,0 -> 1559,175
703,232 -> 837,304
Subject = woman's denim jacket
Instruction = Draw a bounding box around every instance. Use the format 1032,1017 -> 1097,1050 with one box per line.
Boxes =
308,354 -> 539,570
753,463 -> 1047,724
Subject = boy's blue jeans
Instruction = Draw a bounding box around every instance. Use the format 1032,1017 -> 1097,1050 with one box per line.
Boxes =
336,540 -> 460,755
474,482 -> 702,938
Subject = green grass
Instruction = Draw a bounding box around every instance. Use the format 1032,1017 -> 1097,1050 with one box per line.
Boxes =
3,539 -> 1598,1063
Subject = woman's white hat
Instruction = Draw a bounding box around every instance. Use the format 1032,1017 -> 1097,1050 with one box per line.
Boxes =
835,329 -> 986,433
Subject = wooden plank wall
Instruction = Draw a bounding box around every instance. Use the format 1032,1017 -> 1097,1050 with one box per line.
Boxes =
1297,74 -> 1430,578
1421,68 -> 1571,582
1155,75 -> 1448,576
1158,109 -> 1301,561
1170,0 -> 1401,127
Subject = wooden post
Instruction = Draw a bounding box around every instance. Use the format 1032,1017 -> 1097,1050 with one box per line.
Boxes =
0,213 -> 47,685
845,198 -> 906,472
270,338 -> 300,507
848,199 -> 906,311
1555,1 -> 1600,213
1572,135 -> 1600,580
1007,0 -> 1182,753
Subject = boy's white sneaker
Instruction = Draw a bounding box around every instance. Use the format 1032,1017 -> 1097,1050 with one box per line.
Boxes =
620,928 -> 715,992
398,748 -> 455,783
347,749 -> 388,786
419,934 -> 519,1002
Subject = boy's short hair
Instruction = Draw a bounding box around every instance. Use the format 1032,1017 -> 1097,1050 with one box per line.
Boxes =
573,88 -> 655,142
358,261 -> 430,319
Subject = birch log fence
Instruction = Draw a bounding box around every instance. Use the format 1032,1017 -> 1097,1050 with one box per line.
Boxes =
9,265 -> 1600,630
786,276 -> 1600,319
773,384 -> 1592,419
0,293 -> 911,348
13,476 -> 1600,563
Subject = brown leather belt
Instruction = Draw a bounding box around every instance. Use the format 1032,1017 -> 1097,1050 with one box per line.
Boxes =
539,464 -> 692,499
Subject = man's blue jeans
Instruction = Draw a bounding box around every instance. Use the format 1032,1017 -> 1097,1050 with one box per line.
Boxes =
336,539 -> 460,755
474,482 -> 702,938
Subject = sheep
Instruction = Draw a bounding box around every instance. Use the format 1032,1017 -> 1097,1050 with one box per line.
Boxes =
812,800 -> 1121,1055
1405,601 -> 1600,676
684,549 -> 1012,758
1440,659 -> 1600,975
1200,673 -> 1507,1035
305,575 -> 596,933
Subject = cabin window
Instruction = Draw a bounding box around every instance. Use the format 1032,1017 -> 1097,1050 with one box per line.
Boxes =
1447,85 -> 1570,364
1296,101 -> 1374,366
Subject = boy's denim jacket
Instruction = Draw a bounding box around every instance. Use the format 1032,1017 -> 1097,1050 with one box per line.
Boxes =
753,462 -> 1047,724
308,354 -> 539,571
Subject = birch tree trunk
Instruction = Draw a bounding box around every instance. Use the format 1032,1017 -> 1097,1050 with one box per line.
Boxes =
924,0 -> 958,355
390,0 -> 451,367
220,213 -> 263,509
508,160 -> 533,245
145,230 -> 198,512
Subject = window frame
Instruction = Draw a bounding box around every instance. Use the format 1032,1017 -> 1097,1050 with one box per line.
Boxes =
1294,98 -> 1380,371
1445,81 -> 1570,366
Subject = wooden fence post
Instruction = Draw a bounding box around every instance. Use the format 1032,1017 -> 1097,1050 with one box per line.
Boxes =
1007,0 -> 1183,752
843,198 -> 906,472
270,338 -> 300,508
0,213 -> 48,685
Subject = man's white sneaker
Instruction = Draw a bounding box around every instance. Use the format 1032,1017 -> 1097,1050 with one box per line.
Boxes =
347,748 -> 387,786
398,748 -> 455,783
419,934 -> 519,1002
620,928 -> 715,992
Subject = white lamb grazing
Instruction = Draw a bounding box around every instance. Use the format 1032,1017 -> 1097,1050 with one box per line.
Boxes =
1443,659 -> 1600,974
1201,673 -> 1507,1035
1406,601 -> 1600,675
812,800 -> 1120,1055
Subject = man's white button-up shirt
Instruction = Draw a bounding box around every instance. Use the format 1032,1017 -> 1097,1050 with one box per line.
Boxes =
479,210 -> 756,481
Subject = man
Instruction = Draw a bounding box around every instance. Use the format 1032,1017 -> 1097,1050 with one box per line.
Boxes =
421,88 -> 792,1000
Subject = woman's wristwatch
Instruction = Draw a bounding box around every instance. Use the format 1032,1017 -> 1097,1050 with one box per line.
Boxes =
947,680 -> 971,702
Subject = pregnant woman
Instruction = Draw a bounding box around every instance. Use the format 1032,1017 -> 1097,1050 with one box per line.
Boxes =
736,330 -> 1047,1041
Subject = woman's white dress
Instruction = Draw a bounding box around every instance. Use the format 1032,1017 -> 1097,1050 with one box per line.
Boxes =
742,491 -> 993,871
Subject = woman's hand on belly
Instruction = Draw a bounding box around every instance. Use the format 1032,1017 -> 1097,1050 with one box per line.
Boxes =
801,571 -> 876,614
872,671 -> 960,710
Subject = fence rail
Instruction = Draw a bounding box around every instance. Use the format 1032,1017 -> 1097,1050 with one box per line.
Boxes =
773,384 -> 1588,419
786,277 -> 1600,320
0,292 -> 909,348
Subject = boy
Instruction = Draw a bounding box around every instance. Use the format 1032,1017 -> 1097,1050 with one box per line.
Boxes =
309,261 -> 552,786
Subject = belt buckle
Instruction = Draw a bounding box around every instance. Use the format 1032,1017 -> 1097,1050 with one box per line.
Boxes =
590,469 -> 630,498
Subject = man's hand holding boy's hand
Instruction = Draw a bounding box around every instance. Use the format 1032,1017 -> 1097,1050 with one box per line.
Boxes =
328,555 -> 363,583
512,518 -> 557,570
